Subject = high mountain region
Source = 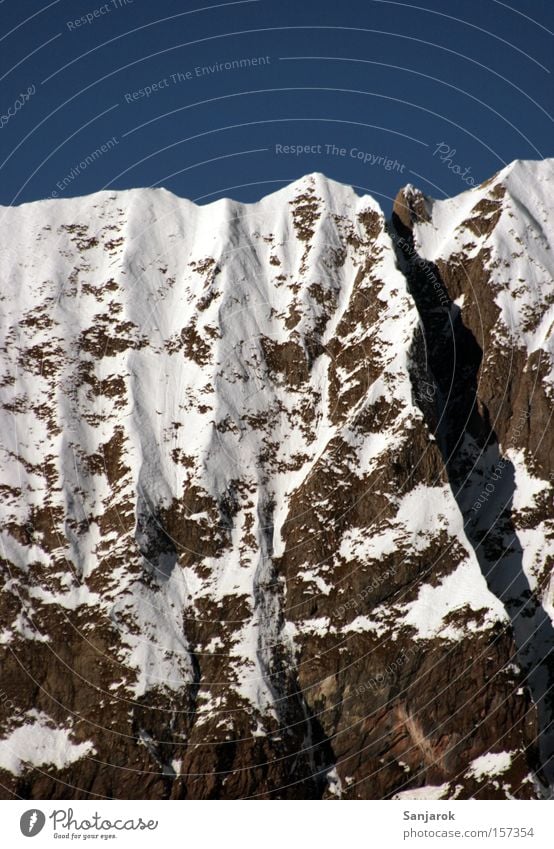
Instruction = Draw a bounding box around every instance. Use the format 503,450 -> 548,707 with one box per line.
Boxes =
0,159 -> 552,799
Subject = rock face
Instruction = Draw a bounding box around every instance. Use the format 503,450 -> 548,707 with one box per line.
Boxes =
0,162 -> 552,800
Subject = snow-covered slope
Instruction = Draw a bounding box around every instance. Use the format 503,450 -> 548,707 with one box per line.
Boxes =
0,164 -> 552,800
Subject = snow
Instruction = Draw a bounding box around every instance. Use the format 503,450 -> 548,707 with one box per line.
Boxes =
325,766 -> 343,797
401,559 -> 508,640
508,449 -> 549,512
468,751 -> 513,779
392,783 -> 450,800
0,712 -> 95,775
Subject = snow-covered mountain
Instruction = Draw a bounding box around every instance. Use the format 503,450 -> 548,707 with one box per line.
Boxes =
0,160 -> 552,799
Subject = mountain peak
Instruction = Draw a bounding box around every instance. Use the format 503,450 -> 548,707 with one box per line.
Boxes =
0,160 -> 553,799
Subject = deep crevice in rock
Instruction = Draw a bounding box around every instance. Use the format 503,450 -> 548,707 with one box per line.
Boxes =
389,211 -> 554,795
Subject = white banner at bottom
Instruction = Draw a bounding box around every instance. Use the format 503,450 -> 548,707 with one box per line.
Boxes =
1,799 -> 552,848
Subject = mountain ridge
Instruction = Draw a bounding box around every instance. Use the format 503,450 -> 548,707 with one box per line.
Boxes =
0,159 -> 552,799
3,156 -> 551,215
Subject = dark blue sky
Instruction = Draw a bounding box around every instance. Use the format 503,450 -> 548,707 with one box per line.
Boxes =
0,0 -> 552,211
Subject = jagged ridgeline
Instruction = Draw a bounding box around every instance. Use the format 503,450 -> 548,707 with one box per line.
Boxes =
0,161 -> 553,799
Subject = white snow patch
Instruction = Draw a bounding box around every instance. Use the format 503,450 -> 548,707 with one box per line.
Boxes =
392,783 -> 450,800
468,751 -> 513,779
0,713 -> 95,775
401,558 -> 507,640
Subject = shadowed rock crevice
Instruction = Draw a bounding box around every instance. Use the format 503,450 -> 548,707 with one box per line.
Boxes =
134,490 -> 335,798
390,208 -> 554,794
253,498 -> 336,798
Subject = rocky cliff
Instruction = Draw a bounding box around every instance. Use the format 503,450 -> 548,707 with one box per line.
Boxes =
0,161 -> 552,799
